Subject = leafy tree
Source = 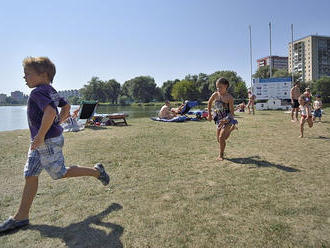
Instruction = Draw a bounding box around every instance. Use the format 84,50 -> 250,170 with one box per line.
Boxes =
67,96 -> 81,105
123,76 -> 157,102
171,80 -> 199,101
161,80 -> 179,101
252,65 -> 277,79
104,79 -> 121,104
312,77 -> 330,103
208,71 -> 247,99
80,77 -> 106,101
196,73 -> 211,101
153,87 -> 164,101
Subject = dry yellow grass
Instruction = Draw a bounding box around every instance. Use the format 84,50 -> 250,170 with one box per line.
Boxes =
0,109 -> 330,247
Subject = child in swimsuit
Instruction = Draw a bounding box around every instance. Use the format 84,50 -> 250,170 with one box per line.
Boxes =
207,78 -> 238,161
298,88 -> 313,138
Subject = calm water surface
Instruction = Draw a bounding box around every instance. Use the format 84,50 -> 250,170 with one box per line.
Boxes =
0,105 -> 160,132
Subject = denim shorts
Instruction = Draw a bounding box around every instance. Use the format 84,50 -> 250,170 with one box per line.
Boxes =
313,109 -> 322,118
24,135 -> 67,179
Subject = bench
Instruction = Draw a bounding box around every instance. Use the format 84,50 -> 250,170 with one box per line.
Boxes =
93,113 -> 128,126
107,113 -> 128,126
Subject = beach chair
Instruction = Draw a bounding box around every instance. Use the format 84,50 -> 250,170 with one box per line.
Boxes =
179,101 -> 199,116
77,100 -> 99,126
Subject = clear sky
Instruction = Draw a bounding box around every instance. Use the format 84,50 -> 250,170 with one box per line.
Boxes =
1,0 -> 329,95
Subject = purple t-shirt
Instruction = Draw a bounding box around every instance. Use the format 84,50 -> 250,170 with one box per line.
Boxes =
27,84 -> 68,140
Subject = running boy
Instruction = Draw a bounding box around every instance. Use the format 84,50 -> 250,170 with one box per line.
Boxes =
207,78 -> 237,161
312,95 -> 322,122
0,57 -> 110,233
298,88 -> 313,138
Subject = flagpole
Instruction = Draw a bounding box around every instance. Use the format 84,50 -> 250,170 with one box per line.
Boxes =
291,24 -> 294,84
269,22 -> 272,78
249,25 -> 253,87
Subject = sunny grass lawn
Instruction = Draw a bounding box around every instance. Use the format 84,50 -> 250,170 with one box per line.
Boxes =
0,109 -> 330,248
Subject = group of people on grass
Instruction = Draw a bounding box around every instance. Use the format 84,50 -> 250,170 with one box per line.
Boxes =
0,56 -> 325,234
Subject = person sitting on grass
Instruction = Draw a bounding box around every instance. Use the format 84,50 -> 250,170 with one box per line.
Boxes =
0,57 -> 110,233
298,88 -> 313,138
235,102 -> 246,112
312,95 -> 322,122
170,100 -> 187,114
158,100 -> 177,119
207,78 -> 238,161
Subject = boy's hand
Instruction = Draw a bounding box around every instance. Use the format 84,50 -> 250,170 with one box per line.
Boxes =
31,134 -> 45,150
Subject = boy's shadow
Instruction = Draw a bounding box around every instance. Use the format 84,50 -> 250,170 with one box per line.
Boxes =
226,156 -> 300,172
29,203 -> 124,248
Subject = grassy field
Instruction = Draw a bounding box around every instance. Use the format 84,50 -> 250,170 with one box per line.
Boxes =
0,110 -> 330,248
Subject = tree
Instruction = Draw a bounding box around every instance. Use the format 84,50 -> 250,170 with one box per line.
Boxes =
313,77 -> 330,103
171,80 -> 199,101
273,69 -> 300,81
252,65 -> 277,79
161,80 -> 179,101
196,73 -> 211,101
80,77 -> 106,102
123,76 -> 157,102
153,87 -> 164,101
208,71 -> 247,100
104,79 -> 121,104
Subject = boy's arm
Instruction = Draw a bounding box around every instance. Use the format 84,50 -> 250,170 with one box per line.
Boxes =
59,103 -> 71,123
31,105 -> 56,150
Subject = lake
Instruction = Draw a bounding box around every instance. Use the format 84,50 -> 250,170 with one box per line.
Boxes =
0,105 -> 161,132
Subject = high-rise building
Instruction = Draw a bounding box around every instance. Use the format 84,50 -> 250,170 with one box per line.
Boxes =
288,35 -> 330,82
257,56 -> 288,70
0,93 -> 6,103
11,91 -> 24,102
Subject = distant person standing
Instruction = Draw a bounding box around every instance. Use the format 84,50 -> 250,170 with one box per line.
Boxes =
298,88 -> 313,138
290,82 -> 301,122
312,95 -> 322,122
247,90 -> 256,115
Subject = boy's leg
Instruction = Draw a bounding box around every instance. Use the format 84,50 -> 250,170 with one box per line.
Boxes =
14,176 -> 38,221
252,104 -> 255,115
63,166 -> 99,178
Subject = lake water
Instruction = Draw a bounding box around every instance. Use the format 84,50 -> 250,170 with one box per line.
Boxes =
0,105 -> 161,132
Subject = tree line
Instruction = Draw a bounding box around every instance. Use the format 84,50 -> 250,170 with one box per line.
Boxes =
79,70 -> 248,104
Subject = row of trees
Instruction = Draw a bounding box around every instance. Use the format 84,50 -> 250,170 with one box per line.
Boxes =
79,70 -> 249,104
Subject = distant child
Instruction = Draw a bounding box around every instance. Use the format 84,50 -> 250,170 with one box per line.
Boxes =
235,101 -> 246,112
312,95 -> 322,122
208,78 -> 238,161
247,90 -> 256,115
0,57 -> 110,233
298,88 -> 313,138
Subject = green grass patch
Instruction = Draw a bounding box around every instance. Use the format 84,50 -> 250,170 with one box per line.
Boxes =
0,109 -> 330,247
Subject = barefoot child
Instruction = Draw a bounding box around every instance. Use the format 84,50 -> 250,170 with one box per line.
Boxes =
312,95 -> 322,122
247,90 -> 256,115
0,57 -> 110,233
207,78 -> 237,161
298,88 -> 313,138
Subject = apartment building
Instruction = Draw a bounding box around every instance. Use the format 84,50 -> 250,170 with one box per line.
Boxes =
257,56 -> 288,70
288,35 -> 330,82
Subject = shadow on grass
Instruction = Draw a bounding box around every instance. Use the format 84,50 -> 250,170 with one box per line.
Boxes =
226,156 -> 300,172
1,203 -> 124,247
306,135 -> 330,140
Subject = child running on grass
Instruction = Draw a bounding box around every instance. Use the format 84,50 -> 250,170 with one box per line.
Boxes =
0,57 -> 110,233
298,88 -> 313,138
207,78 -> 238,161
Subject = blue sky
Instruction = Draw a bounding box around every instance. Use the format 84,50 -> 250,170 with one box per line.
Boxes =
1,0 -> 330,95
